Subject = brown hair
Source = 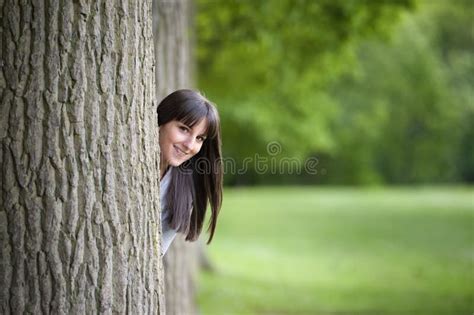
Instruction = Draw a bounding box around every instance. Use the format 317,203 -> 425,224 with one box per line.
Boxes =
158,89 -> 223,244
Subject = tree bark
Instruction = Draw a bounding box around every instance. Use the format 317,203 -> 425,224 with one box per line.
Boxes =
153,1 -> 199,315
162,235 -> 199,315
0,1 -> 164,314
154,0 -> 192,97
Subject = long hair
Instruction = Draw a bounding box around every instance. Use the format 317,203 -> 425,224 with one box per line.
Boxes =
157,89 -> 223,244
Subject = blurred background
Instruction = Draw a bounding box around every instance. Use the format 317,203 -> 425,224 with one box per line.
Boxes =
196,0 -> 473,186
165,0 -> 473,314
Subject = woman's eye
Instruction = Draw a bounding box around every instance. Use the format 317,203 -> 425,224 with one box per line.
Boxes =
179,126 -> 189,132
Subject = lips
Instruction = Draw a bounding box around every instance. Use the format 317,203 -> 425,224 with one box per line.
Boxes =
173,145 -> 188,157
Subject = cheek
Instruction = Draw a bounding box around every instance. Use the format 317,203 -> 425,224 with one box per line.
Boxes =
160,129 -> 175,147
192,144 -> 204,155
159,129 -> 167,145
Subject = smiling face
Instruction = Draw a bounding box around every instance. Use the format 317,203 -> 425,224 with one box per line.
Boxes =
159,118 -> 208,172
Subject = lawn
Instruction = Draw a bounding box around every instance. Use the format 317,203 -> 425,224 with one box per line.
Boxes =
197,186 -> 474,315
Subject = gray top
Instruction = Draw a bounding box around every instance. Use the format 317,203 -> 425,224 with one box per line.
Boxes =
160,169 -> 177,256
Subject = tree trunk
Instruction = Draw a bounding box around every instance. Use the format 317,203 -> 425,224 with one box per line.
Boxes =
0,1 -> 165,314
162,235 -> 199,315
153,1 -> 199,315
154,0 -> 192,97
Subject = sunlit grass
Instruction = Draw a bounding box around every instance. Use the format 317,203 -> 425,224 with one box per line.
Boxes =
197,186 -> 474,315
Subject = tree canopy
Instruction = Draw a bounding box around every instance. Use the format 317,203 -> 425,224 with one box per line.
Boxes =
195,0 -> 473,184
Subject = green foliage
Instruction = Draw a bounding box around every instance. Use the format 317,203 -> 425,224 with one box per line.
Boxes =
324,0 -> 474,184
196,0 -> 413,162
195,0 -> 472,184
198,187 -> 474,314
422,0 -> 474,182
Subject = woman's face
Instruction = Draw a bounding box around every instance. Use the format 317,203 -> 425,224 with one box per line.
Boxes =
159,119 -> 208,169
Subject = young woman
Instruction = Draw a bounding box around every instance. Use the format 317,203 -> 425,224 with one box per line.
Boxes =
158,89 -> 223,255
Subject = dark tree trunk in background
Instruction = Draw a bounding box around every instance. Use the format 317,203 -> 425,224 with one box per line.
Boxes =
153,1 -> 200,315
154,0 -> 192,98
0,1 -> 165,314
162,235 -> 199,315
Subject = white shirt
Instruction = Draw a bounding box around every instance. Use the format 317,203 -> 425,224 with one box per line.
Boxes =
160,169 -> 177,256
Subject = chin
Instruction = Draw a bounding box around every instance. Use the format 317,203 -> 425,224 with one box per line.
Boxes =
169,159 -> 187,167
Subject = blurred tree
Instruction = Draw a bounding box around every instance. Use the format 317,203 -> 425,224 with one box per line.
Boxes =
153,0 -> 198,315
423,0 -> 474,182
325,0 -> 473,184
195,0 -> 414,184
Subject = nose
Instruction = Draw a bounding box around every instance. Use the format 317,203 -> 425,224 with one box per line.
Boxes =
183,137 -> 196,153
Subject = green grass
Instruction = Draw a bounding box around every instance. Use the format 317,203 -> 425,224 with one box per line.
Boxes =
197,186 -> 474,315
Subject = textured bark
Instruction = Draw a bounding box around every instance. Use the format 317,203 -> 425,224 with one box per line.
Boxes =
153,1 -> 199,315
162,235 -> 198,315
0,1 -> 165,314
154,0 -> 192,98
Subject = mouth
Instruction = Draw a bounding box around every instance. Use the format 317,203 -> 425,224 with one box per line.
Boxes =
174,145 -> 188,157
